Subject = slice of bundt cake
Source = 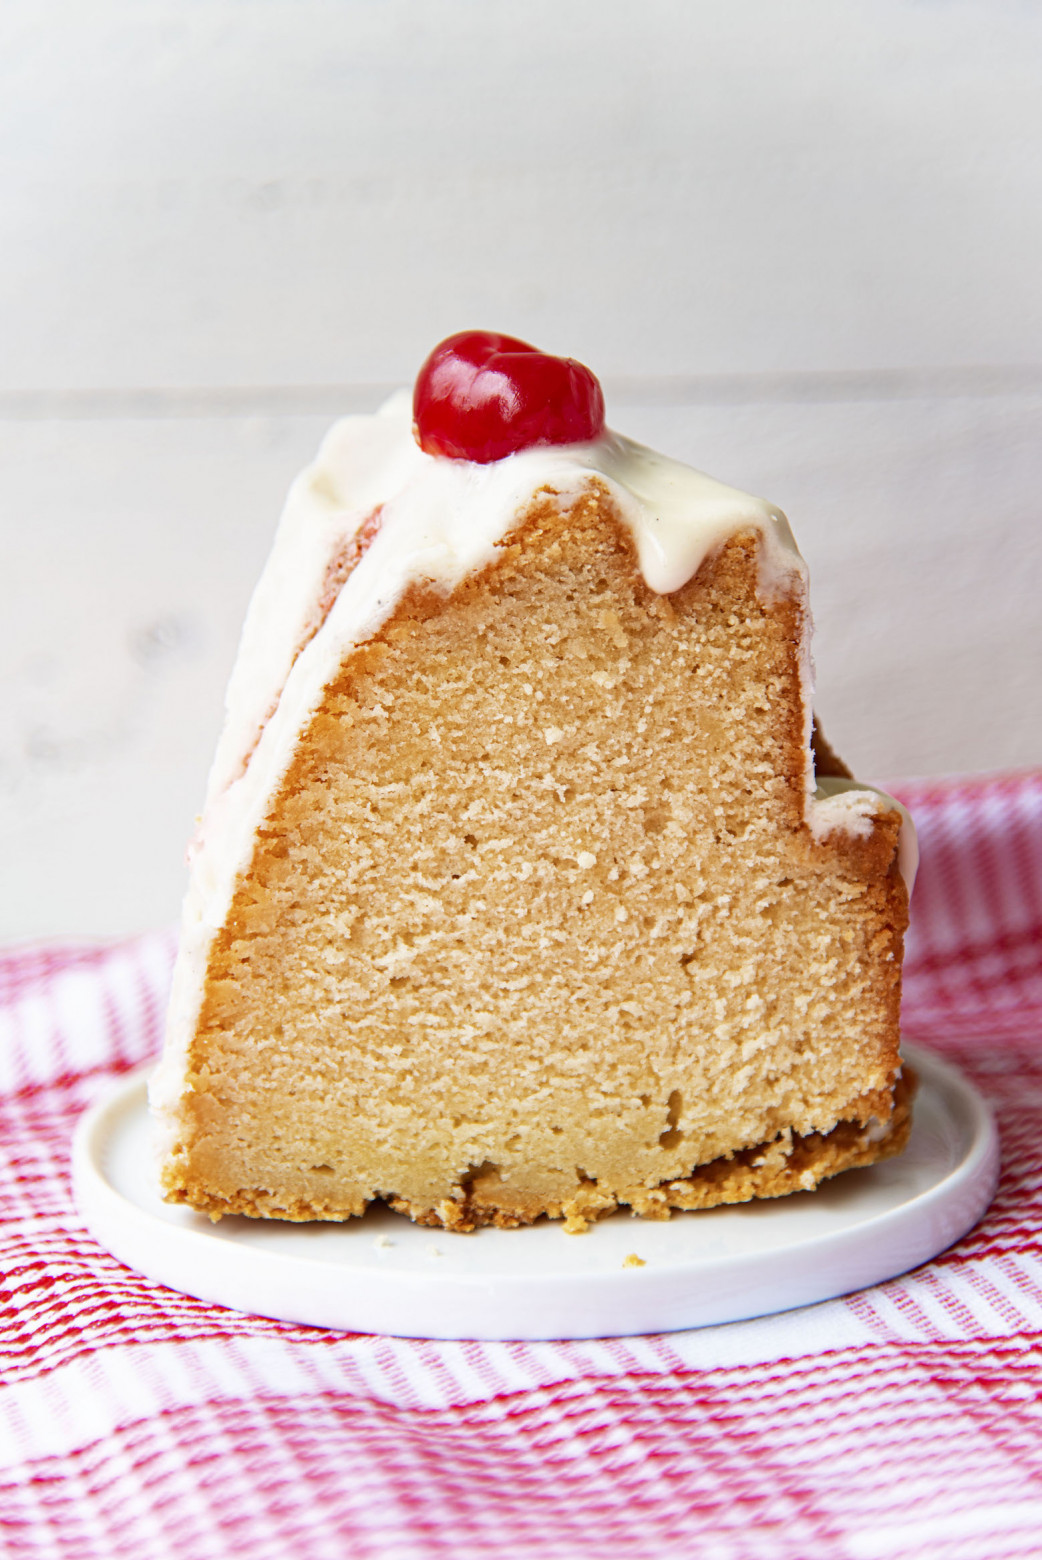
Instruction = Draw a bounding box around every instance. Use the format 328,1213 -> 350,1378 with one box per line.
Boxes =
151,332 -> 915,1231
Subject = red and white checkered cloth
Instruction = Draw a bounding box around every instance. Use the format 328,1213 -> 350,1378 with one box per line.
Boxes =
1,769 -> 1041,1559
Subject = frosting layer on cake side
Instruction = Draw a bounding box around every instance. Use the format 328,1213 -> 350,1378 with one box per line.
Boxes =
810,776 -> 919,889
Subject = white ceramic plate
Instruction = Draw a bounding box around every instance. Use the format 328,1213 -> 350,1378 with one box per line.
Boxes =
73,1044 -> 999,1340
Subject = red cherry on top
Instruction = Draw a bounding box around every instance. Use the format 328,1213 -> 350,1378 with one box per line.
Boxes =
413,330 -> 606,463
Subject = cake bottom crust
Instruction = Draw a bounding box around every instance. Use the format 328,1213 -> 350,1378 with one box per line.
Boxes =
401,1069 -> 916,1233
175,1071 -> 915,1232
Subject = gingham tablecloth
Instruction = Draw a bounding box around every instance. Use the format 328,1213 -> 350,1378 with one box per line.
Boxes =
2,770 -> 1040,1560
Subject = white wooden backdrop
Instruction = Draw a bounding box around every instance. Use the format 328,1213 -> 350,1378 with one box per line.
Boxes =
2,0 -> 1040,939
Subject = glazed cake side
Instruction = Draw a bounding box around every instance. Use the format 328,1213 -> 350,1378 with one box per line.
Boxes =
154,470 -> 911,1231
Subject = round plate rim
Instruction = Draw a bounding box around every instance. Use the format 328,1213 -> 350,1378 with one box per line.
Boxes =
72,1043 -> 1000,1338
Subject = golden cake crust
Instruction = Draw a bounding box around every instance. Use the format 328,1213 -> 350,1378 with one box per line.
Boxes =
178,1069 -> 915,1230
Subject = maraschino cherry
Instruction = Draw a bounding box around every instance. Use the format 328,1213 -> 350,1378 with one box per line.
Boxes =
413,330 -> 605,463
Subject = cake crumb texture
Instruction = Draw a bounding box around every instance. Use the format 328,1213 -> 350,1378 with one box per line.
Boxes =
162,490 -> 908,1228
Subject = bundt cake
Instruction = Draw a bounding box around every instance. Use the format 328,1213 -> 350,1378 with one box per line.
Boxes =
151,331 -> 916,1231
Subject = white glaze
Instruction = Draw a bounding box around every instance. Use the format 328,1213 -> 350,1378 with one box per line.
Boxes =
809,776 -> 919,891
151,398 -> 910,1136
204,394 -> 800,809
